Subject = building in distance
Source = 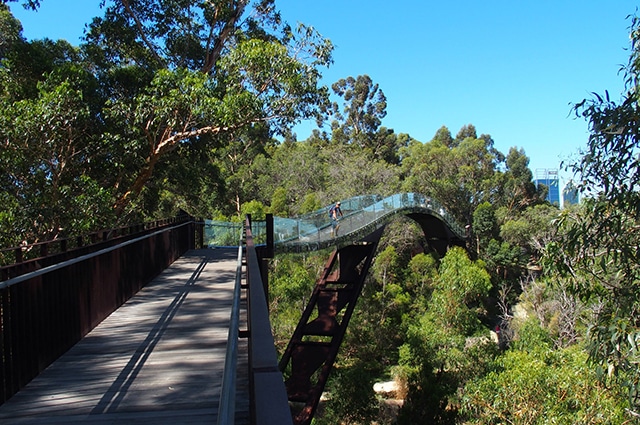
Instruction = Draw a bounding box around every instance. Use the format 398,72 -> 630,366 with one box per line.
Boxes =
535,168 -> 560,206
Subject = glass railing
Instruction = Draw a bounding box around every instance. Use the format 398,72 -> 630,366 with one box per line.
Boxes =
204,220 -> 243,247
271,194 -> 384,245
204,220 -> 267,247
204,193 -> 467,250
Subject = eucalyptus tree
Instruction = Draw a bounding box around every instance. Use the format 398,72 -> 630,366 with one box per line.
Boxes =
77,0 -> 334,219
401,126 -> 504,226
397,246 -> 494,424
324,143 -> 401,199
453,123 -> 477,147
500,147 -> 543,218
371,126 -> 411,165
331,75 -> 386,141
329,74 -> 408,163
432,125 -> 454,147
546,13 -> 640,413
0,4 -> 114,245
460,342 -> 628,423
500,204 -> 559,262
2,1 -> 334,242
251,138 -> 331,216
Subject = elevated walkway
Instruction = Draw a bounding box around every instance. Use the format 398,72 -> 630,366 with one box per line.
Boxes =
0,249 -> 248,424
206,193 -> 468,255
0,194 -> 468,425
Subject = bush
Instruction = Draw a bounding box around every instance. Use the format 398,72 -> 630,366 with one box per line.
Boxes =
459,344 -> 629,424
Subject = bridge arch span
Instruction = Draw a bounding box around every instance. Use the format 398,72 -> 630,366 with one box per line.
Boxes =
274,193 -> 468,256
275,194 -> 470,425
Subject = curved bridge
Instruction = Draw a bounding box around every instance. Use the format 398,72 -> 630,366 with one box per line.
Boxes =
265,194 -> 469,425
0,196 -> 468,425
206,193 -> 468,256
274,193 -> 467,255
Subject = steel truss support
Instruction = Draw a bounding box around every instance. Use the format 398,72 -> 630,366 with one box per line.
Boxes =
278,227 -> 385,425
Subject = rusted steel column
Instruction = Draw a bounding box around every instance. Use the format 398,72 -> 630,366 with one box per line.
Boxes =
279,227 -> 385,425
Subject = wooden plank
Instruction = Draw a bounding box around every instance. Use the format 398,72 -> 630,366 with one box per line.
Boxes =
0,249 -> 249,424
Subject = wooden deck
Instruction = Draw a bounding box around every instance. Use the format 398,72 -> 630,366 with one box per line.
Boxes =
0,248 -> 249,424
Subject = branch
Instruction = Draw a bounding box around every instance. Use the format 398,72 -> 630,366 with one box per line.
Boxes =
201,1 -> 248,74
113,116 -> 265,217
120,0 -> 166,67
627,408 -> 640,419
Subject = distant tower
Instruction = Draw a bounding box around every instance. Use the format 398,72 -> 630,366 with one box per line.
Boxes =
535,168 -> 560,206
562,180 -> 579,207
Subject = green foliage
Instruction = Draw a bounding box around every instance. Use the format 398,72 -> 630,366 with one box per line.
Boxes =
0,74 -> 109,244
460,344 -> 629,424
398,310 -> 499,424
149,141 -> 227,219
269,187 -> 289,217
367,246 -> 413,355
544,13 -> 640,411
433,247 -> 491,333
372,245 -> 399,290
315,363 -> 378,425
472,202 -> 498,245
378,216 -> 430,268
400,133 -> 504,225
510,316 -> 554,352
500,146 -> 543,217
253,140 -> 329,211
433,125 -> 454,146
299,193 -> 322,214
500,204 -> 559,256
406,252 -> 438,301
269,252 -> 326,351
483,239 -> 525,281
329,145 -> 402,198
240,199 -> 266,220
1,1 -> 335,242
331,76 -> 386,143
395,247 -> 495,423
0,3 -> 24,61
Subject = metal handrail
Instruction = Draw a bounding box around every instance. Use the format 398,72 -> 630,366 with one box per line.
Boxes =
245,218 -> 293,425
0,221 -> 193,290
0,215 -> 193,267
0,218 -> 197,405
216,242 -> 244,425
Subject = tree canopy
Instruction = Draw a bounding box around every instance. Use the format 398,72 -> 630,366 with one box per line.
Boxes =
0,0 -> 333,244
546,12 -> 640,412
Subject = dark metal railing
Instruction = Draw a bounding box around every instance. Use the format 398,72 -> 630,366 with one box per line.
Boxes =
217,242 -> 244,425
244,217 -> 293,425
0,215 -> 202,277
0,217 -> 202,405
0,212 -> 293,422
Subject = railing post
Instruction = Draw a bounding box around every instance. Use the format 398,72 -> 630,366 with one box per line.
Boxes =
259,214 -> 274,303
265,214 -> 274,258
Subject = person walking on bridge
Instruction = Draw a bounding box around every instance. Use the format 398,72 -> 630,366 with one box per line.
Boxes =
329,201 -> 343,237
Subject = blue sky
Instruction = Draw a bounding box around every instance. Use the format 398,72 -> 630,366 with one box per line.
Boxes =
9,1 -> 637,185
